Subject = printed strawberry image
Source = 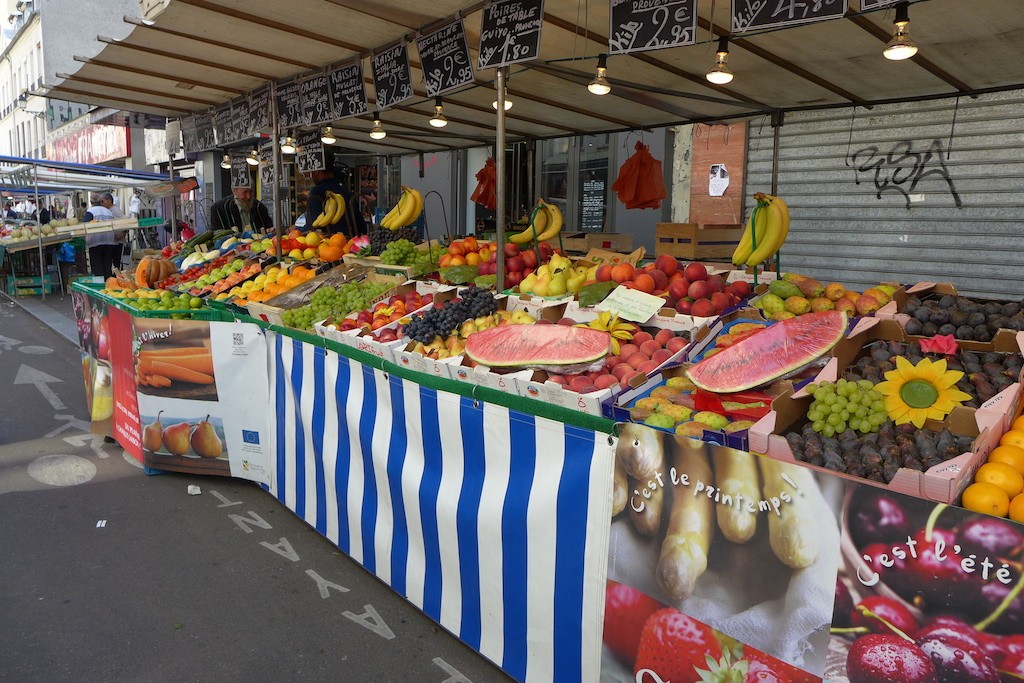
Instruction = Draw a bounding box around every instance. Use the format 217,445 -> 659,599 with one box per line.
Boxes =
634,607 -> 722,681
603,580 -> 663,664
695,646 -> 819,683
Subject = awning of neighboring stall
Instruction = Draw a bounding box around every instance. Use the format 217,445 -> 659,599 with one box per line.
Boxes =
0,154 -> 170,195
38,0 -> 1024,152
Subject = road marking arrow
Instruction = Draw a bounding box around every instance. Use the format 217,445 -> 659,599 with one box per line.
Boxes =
15,364 -> 66,410
63,433 -> 109,459
0,334 -> 22,350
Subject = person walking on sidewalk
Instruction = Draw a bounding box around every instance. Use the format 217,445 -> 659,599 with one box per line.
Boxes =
84,194 -> 118,278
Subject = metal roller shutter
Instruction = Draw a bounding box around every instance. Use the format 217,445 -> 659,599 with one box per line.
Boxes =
746,91 -> 1024,300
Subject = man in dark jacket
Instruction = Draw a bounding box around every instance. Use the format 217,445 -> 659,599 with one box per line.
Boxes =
210,186 -> 272,233
304,158 -> 365,236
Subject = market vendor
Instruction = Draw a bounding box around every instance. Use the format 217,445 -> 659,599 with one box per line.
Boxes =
304,154 -> 365,237
210,185 -> 272,234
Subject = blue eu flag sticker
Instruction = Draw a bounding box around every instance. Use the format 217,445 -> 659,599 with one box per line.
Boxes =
242,430 -> 260,445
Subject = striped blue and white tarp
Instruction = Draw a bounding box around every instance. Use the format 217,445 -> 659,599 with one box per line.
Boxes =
267,332 -> 616,683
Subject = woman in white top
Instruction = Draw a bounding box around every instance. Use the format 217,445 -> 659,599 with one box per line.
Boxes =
84,194 -> 118,277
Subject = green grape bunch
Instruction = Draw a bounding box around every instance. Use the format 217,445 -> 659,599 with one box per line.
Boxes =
281,281 -> 393,331
804,378 -> 887,437
379,239 -> 418,266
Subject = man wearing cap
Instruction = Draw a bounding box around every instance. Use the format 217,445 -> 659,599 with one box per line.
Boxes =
210,185 -> 272,234
304,156 -> 365,237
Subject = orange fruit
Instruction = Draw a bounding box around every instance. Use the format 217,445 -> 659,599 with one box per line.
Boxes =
1000,430 -> 1024,449
974,461 -> 1024,497
987,445 -> 1024,476
962,482 -> 1010,517
329,233 -> 346,248
319,244 -> 343,262
1010,493 -> 1024,523
465,252 -> 481,266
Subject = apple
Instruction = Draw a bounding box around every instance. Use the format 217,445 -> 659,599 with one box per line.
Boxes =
504,243 -> 520,258
506,271 -> 524,286
683,262 -> 708,282
522,250 -> 539,269
506,256 -> 524,272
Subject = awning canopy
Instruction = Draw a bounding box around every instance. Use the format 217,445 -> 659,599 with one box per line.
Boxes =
40,0 -> 1024,154
0,154 -> 169,195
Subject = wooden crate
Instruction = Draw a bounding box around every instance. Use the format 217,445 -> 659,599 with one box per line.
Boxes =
560,232 -> 589,253
655,223 -> 743,260
586,232 -> 633,253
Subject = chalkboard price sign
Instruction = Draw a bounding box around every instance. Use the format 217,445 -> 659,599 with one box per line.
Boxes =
230,155 -> 253,189
193,112 -> 216,151
328,61 -> 368,120
477,0 -> 544,69
275,80 -> 304,130
372,42 -> 414,110
294,130 -> 326,173
731,0 -> 848,33
859,0 -> 899,8
416,18 -> 475,97
301,73 -> 332,126
213,104 -> 234,146
181,116 -> 199,154
229,98 -> 249,143
609,0 -> 697,55
247,86 -> 271,137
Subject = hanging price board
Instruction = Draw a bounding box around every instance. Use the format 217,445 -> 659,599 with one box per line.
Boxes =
181,116 -> 200,154
372,42 -> 414,110
609,0 -> 697,54
294,130 -> 326,173
416,18 -> 475,97
248,86 -> 271,137
327,61 -> 368,120
859,0 -> 900,8
213,104 -> 234,146
193,112 -> 216,151
301,72 -> 332,126
731,0 -> 848,33
275,80 -> 304,129
258,142 -> 274,190
230,155 -> 253,189
229,98 -> 249,142
477,0 -> 544,69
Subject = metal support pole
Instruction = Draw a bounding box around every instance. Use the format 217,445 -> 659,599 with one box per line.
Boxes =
168,149 -> 178,243
270,84 -> 284,263
770,110 -> 783,196
33,163 -> 45,300
495,66 -> 507,291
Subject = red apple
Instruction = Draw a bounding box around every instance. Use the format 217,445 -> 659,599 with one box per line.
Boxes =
728,280 -> 752,298
506,271 -> 524,286
504,243 -> 521,258
506,256 -> 524,272
683,262 -> 708,282
522,250 -> 539,269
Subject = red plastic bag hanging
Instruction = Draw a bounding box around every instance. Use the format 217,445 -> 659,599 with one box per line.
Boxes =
471,157 -> 497,211
611,141 -> 667,210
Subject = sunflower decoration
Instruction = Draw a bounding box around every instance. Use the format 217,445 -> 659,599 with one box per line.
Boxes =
875,356 -> 972,428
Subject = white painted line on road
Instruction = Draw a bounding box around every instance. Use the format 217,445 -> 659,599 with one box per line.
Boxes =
18,345 -> 53,355
45,416 -> 92,438
27,454 -> 96,487
433,658 -> 473,683
0,334 -> 22,350
122,451 -> 143,469
96,520 -> 107,528
15,364 -> 66,410
63,433 -> 109,459
187,485 -> 202,495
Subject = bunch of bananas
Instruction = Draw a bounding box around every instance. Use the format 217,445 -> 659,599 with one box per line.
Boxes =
509,198 -> 563,245
380,186 -> 424,230
576,311 -> 637,355
732,192 -> 790,267
311,191 -> 346,229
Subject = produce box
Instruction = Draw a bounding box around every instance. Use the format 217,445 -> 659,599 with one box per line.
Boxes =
655,223 -> 744,260
559,232 -> 590,254
394,343 -> 464,379
811,316 -> 1023,434
342,240 -> 442,278
517,371 -> 621,417
747,386 -> 1002,504
876,281 -> 1024,348
578,246 -> 646,267
247,264 -> 399,326
586,232 -> 634,253
682,306 -> 771,362
451,363 -> 531,396
725,268 -> 779,285
504,292 -> 571,318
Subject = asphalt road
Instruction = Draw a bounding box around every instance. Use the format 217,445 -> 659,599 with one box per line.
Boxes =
0,295 -> 511,682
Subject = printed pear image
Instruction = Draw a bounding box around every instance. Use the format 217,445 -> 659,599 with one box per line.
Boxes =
190,415 -> 223,459
142,411 -> 164,452
162,421 -> 192,456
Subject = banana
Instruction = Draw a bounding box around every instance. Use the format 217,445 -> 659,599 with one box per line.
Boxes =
405,188 -> 423,227
533,201 -> 563,242
766,194 -> 790,255
510,201 -> 548,244
390,187 -> 418,229
746,193 -> 784,266
380,197 -> 401,229
312,197 -> 331,229
326,191 -> 346,223
732,199 -> 767,265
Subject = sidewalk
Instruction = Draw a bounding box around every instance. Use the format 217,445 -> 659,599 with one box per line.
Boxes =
4,290 -> 79,346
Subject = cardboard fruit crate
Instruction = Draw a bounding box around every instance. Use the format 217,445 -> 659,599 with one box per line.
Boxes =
247,264 -> 401,326
655,223 -> 743,260
586,232 -> 634,253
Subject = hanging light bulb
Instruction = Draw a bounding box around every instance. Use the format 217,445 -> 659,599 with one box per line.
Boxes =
706,37 -> 734,85
369,111 -> 386,140
883,2 -> 918,61
320,126 -> 336,144
280,136 -> 296,154
220,153 -> 231,169
246,148 -> 259,166
429,97 -> 448,128
588,54 -> 611,95
491,76 -> 513,110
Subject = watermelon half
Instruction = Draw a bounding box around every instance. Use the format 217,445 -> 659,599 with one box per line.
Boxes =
465,324 -> 611,369
686,310 -> 847,393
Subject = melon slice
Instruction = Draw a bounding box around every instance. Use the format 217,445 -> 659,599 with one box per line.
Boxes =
465,324 -> 611,368
686,310 -> 847,393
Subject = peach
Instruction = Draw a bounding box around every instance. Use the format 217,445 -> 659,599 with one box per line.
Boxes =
654,329 -> 675,346
640,340 -> 662,357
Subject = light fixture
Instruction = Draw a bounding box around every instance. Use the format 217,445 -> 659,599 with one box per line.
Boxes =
883,2 -> 918,61
491,76 -> 513,110
588,53 -> 611,95
320,126 -> 336,144
280,136 -> 296,154
246,148 -> 259,166
428,97 -> 448,128
369,111 -> 386,140
220,153 -> 231,169
705,37 -> 734,85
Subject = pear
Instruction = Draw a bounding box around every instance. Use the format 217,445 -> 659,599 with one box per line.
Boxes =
162,421 -> 192,456
533,273 -> 552,297
548,272 -> 568,296
142,410 -> 164,452
519,272 -> 538,294
190,415 -> 223,459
